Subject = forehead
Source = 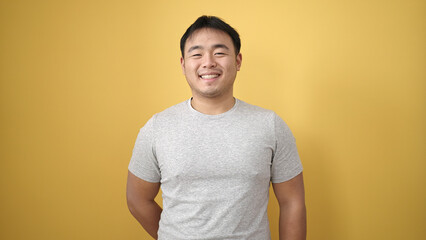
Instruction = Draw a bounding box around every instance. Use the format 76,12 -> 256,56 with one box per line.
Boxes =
185,28 -> 234,51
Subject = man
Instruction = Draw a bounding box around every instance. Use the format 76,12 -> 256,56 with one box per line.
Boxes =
127,16 -> 306,240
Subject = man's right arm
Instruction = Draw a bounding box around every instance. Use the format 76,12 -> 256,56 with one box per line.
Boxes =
126,171 -> 162,239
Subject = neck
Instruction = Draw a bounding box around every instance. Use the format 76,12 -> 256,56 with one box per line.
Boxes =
190,95 -> 236,115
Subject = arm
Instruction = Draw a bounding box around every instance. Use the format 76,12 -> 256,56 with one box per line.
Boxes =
126,171 -> 162,239
272,172 -> 307,240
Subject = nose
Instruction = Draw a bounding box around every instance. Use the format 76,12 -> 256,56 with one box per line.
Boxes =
202,54 -> 217,68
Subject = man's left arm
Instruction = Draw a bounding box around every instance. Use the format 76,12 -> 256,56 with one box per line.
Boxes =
272,172 -> 307,240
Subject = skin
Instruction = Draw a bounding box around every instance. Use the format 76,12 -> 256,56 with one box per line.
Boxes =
180,28 -> 242,115
127,27 -> 306,240
126,171 -> 161,239
273,173 -> 307,240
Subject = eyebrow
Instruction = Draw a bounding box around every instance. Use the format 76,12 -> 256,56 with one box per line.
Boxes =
187,44 -> 230,53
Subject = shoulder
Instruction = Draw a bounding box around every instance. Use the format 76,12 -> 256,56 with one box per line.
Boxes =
237,99 -> 276,119
236,99 -> 293,134
156,100 -> 188,117
147,99 -> 189,125
234,99 -> 281,135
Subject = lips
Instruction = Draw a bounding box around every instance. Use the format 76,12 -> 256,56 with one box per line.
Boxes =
200,74 -> 219,79
199,72 -> 221,80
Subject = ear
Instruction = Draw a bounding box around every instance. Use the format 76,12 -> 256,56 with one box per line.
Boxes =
236,53 -> 242,71
180,57 -> 185,75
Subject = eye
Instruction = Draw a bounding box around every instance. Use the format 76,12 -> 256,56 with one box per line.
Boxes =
191,54 -> 202,57
215,52 -> 225,55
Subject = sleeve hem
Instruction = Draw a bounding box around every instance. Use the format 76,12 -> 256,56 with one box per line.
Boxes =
271,167 -> 303,184
128,166 -> 161,183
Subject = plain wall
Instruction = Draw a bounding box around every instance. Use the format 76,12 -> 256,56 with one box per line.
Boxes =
0,0 -> 425,239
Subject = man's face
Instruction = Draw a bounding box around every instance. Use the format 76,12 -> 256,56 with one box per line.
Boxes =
181,28 -> 242,99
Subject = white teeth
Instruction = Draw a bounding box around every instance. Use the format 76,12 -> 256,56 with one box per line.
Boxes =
200,74 -> 219,79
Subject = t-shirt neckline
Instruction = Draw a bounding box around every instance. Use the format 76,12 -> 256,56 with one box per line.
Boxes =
186,97 -> 240,119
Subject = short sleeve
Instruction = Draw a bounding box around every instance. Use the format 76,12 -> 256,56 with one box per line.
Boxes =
128,115 -> 161,183
271,113 -> 303,183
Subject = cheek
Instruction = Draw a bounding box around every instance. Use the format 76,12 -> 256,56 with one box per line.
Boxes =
185,62 -> 199,74
223,59 -> 237,70
225,63 -> 238,74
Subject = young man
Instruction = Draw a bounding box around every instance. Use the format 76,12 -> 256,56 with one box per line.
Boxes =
127,16 -> 306,240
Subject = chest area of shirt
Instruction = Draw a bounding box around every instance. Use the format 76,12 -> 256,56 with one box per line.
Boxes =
155,121 -> 274,182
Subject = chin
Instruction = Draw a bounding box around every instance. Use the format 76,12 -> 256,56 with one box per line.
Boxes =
196,89 -> 221,98
201,92 -> 220,98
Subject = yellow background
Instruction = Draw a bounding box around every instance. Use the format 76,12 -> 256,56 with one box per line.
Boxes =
1,0 -> 425,239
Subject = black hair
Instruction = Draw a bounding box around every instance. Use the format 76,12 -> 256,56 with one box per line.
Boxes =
180,15 -> 241,57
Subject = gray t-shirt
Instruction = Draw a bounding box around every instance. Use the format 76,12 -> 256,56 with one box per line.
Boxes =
129,98 -> 303,240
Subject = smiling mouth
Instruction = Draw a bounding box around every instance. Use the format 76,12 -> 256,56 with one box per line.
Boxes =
199,74 -> 220,80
